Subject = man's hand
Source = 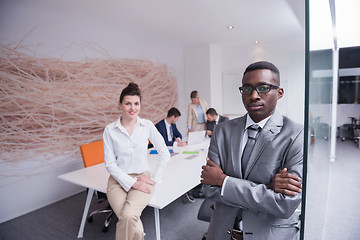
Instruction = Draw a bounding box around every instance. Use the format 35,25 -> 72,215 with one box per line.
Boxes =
175,138 -> 187,146
177,141 -> 187,146
206,130 -> 212,136
267,168 -> 302,196
201,158 -> 227,186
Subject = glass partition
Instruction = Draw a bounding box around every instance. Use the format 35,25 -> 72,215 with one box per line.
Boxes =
303,1 -> 360,239
303,50 -> 334,239
302,0 -> 334,239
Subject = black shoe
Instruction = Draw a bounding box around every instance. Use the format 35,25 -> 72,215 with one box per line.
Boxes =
202,232 -> 207,240
192,190 -> 205,198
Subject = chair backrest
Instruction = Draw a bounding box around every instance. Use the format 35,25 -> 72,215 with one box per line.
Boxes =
80,140 -> 104,168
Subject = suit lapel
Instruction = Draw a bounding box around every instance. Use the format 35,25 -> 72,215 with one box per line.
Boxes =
244,112 -> 283,178
170,124 -> 176,141
230,116 -> 246,178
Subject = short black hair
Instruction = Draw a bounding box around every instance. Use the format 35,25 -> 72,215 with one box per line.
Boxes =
190,90 -> 198,99
206,108 -> 217,116
119,82 -> 141,103
167,107 -> 181,118
243,61 -> 280,85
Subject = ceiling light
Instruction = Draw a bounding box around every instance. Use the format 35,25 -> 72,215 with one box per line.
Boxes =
227,26 -> 234,30
254,40 -> 260,44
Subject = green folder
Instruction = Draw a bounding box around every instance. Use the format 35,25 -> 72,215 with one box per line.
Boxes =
182,151 -> 200,154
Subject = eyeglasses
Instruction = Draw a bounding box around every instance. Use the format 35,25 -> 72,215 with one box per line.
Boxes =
239,83 -> 279,95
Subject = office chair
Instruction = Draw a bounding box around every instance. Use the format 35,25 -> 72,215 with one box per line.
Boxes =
80,140 -> 114,233
197,197 -> 213,240
340,117 -> 360,143
312,116 -> 330,140
198,198 -> 249,240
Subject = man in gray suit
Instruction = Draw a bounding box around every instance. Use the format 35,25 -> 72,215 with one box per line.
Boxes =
201,61 -> 303,240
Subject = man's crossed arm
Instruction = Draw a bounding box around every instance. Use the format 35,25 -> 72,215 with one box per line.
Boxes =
201,158 -> 302,196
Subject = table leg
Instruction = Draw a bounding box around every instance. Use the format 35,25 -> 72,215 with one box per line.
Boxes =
77,188 -> 94,238
154,208 -> 161,240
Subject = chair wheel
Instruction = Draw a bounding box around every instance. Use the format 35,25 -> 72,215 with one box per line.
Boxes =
87,216 -> 93,223
181,192 -> 195,204
102,226 -> 109,232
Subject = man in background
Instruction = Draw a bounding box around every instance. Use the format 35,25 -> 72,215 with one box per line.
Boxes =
206,108 -> 229,137
155,107 -> 186,146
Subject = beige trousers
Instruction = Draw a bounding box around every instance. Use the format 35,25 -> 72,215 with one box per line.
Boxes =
191,123 -> 206,132
107,173 -> 154,240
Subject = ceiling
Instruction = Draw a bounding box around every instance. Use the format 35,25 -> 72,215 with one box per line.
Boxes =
23,0 -> 305,47
108,0 -> 305,46
2,0 -> 359,49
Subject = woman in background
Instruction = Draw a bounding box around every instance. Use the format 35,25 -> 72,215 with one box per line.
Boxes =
187,90 -> 208,135
103,82 -> 170,240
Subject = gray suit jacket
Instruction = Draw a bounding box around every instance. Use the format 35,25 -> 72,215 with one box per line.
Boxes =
206,115 -> 230,132
203,111 -> 303,240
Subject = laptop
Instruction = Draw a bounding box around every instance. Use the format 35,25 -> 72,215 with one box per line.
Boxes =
187,130 -> 206,145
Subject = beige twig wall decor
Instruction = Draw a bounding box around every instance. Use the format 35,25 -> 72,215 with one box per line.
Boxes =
0,44 -> 178,175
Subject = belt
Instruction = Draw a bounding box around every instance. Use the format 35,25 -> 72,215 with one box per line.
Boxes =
227,229 -> 243,240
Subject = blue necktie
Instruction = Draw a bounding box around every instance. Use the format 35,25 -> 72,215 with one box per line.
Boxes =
241,124 -> 261,176
169,125 -> 174,140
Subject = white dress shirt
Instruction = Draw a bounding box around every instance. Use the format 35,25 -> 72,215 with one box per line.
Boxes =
164,120 -> 173,142
103,116 -> 170,192
215,115 -> 220,125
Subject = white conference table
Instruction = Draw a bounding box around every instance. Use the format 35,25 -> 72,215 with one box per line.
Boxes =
58,139 -> 210,240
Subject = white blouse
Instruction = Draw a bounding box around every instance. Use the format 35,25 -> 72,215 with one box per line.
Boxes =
103,116 -> 170,192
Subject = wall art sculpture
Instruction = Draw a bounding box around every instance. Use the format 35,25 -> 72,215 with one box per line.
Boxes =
0,44 -> 178,178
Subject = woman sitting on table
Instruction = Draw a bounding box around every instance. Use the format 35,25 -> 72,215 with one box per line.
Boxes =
103,82 -> 170,240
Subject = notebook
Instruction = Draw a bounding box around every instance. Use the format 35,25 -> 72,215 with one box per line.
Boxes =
187,130 -> 206,145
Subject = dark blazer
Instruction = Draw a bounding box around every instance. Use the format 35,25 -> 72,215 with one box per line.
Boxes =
206,115 -> 229,132
203,111 -> 303,240
155,119 -> 182,146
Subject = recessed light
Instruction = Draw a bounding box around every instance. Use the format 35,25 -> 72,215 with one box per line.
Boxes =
254,40 -> 260,44
227,26 -> 234,30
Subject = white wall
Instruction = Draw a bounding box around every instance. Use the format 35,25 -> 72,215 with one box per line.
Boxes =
310,104 -> 360,127
184,44 -> 211,106
183,44 -> 223,115
0,1 -> 186,223
221,38 -> 305,123
184,38 -> 305,123
1,160 -> 85,223
209,45 -> 223,113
